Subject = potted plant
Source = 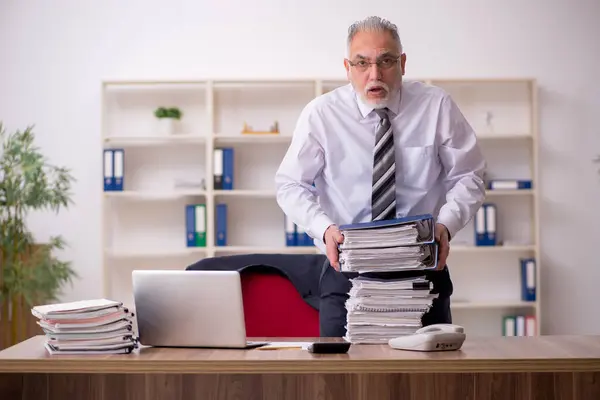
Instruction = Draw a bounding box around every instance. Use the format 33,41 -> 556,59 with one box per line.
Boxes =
0,123 -> 78,349
154,107 -> 183,135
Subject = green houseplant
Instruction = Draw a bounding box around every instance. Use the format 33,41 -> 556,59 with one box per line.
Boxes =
0,123 -> 77,348
154,107 -> 183,135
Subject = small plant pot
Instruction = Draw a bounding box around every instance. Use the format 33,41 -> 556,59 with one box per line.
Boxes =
157,118 -> 176,136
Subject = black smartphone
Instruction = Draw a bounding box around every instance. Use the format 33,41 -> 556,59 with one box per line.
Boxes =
307,341 -> 351,354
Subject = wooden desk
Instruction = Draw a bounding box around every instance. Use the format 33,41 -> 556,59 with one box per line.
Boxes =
1,335 -> 600,399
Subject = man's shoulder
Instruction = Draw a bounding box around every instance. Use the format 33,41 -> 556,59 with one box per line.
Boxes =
301,82 -> 355,117
403,79 -> 450,104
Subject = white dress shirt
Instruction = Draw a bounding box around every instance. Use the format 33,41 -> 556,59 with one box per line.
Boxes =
275,80 -> 486,254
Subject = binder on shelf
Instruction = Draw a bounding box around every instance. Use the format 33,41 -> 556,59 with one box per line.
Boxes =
103,148 -> 124,191
295,224 -> 313,247
185,204 -> 206,247
520,258 -> 536,301
487,179 -> 532,190
474,203 -> 496,246
213,149 -> 223,190
113,149 -> 124,191
503,315 -> 536,336
216,203 -> 227,246
214,147 -> 234,190
502,315 -> 515,336
284,214 -> 296,246
103,149 -> 113,191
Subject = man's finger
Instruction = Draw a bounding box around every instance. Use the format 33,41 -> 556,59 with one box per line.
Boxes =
326,243 -> 340,271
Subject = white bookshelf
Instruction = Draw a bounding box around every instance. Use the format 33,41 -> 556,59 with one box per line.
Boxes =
100,77 -> 540,336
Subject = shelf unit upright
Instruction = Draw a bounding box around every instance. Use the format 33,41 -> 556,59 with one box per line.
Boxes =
100,77 -> 540,336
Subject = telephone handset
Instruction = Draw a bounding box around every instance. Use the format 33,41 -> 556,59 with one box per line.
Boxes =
388,324 -> 466,352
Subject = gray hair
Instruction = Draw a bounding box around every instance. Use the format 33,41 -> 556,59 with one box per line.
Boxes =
347,16 -> 403,56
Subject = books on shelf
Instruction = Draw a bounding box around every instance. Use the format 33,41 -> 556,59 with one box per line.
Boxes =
214,147 -> 234,190
103,148 -> 124,191
186,204 -> 206,247
474,203 -> 497,246
31,299 -> 137,355
337,214 -> 439,344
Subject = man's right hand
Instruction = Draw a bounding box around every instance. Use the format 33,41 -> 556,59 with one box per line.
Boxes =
324,224 -> 344,271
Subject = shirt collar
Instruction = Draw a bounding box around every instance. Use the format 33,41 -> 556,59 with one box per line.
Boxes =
355,85 -> 403,120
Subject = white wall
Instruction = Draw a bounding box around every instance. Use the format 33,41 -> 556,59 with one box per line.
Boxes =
1,0 -> 599,335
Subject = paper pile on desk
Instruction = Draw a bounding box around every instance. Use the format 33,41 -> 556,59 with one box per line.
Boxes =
338,214 -> 439,344
344,275 -> 437,343
31,299 -> 137,354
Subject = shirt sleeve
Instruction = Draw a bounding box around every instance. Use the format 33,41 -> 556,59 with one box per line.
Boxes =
274,102 -> 335,242
435,94 -> 487,240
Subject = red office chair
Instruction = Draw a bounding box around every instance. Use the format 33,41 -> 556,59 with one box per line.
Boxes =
240,271 -> 320,337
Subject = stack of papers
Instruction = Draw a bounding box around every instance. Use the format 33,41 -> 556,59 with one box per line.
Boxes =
337,214 -> 440,344
338,214 -> 439,273
31,299 -> 137,355
344,275 -> 437,343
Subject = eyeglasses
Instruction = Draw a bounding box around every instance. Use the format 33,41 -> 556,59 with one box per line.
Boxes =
347,56 -> 400,72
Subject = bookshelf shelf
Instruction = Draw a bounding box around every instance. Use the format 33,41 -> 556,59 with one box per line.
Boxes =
101,77 -> 540,337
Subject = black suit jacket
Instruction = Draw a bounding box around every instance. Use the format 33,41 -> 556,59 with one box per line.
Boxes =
186,253 -> 327,310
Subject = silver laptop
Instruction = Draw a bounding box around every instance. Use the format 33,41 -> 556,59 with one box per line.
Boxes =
132,269 -> 265,348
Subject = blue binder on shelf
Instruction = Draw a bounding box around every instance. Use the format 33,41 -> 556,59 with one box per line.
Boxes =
284,214 -> 296,246
222,148 -> 234,190
103,148 -> 124,191
487,179 -> 532,190
520,258 -> 536,301
185,204 -> 196,247
216,203 -> 227,246
474,203 -> 496,246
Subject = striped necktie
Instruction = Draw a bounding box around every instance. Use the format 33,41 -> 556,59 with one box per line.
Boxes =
371,108 -> 397,221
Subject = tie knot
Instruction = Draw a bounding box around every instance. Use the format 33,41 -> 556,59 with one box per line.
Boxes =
374,108 -> 389,120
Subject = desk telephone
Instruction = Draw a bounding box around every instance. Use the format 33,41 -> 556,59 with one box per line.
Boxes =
388,324 -> 466,352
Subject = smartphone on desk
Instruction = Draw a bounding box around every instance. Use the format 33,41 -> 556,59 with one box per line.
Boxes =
307,341 -> 351,354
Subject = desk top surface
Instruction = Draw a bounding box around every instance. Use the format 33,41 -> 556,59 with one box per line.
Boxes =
1,335 -> 600,374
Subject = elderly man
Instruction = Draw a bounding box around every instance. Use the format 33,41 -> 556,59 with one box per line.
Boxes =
275,16 -> 486,337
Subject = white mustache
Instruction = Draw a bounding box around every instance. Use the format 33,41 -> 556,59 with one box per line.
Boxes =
365,81 -> 389,93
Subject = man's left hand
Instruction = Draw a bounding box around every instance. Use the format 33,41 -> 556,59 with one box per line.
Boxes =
435,223 -> 450,270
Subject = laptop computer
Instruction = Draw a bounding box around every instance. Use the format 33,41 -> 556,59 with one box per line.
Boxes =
132,269 -> 266,349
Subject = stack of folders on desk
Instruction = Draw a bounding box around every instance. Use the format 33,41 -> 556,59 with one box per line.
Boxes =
31,299 -> 137,355
337,214 -> 439,344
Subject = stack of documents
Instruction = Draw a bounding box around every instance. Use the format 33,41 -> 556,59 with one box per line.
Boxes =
344,275 -> 437,343
337,214 -> 440,344
338,214 -> 439,273
31,299 -> 137,355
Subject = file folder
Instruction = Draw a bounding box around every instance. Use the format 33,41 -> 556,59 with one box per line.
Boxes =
194,204 -> 206,247
474,204 -> 496,246
113,149 -> 124,191
185,205 -> 196,247
222,148 -> 234,190
520,258 -> 536,301
487,179 -> 532,190
284,214 -> 296,246
338,214 -> 435,250
213,149 -> 223,190
103,149 -> 114,191
215,203 -> 227,246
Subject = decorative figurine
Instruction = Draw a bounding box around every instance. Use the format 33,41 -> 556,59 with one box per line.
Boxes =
241,121 -> 280,134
